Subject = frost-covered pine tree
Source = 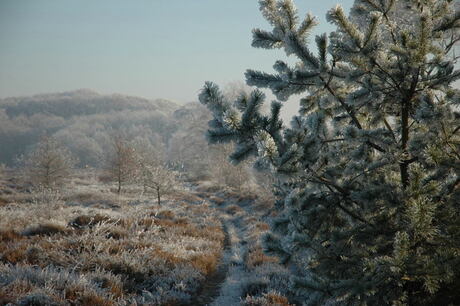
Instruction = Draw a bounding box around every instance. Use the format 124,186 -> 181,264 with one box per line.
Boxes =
199,0 -> 460,304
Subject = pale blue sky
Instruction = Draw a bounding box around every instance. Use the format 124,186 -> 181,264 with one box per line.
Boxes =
0,0 -> 352,104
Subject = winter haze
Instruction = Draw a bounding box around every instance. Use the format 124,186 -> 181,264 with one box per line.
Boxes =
1,0 -> 459,305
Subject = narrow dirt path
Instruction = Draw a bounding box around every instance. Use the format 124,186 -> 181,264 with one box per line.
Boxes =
209,218 -> 247,306
185,187 -> 251,306
184,184 -> 293,306
188,222 -> 231,305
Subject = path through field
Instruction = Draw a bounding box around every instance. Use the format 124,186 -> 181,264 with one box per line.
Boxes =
185,184 -> 292,306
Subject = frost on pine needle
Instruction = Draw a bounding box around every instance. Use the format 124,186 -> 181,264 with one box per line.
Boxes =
199,0 -> 460,304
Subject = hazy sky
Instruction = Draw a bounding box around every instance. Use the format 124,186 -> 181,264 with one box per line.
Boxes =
0,0 -> 353,105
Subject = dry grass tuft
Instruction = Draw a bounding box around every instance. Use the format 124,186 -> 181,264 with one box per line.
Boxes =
0,229 -> 23,242
190,252 -> 220,275
155,209 -> 175,219
195,184 -> 221,193
78,293 -> 115,306
209,195 -> 225,205
255,222 -> 270,232
226,204 -> 244,215
22,223 -> 70,237
246,247 -> 279,269
1,244 -> 28,264
0,197 -> 9,207
243,291 -> 293,306
105,227 -> 128,240
170,191 -> 204,203
69,214 -> 119,228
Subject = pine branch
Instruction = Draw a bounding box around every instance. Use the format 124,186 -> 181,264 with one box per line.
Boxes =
315,177 -> 375,227
383,117 -> 397,143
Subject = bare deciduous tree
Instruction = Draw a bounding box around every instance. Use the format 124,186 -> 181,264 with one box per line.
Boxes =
105,135 -> 138,194
134,141 -> 176,205
143,164 -> 176,206
20,135 -> 76,188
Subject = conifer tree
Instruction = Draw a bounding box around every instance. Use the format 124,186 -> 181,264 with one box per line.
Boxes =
199,0 -> 460,304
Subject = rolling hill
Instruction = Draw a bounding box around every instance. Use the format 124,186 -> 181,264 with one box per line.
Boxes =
0,89 -> 181,166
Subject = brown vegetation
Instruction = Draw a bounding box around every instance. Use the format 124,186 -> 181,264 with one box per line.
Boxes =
69,214 -> 119,228
0,175 -> 225,305
226,204 -> 244,215
22,222 -> 70,237
243,291 -> 293,306
0,197 -> 9,207
246,247 -> 279,269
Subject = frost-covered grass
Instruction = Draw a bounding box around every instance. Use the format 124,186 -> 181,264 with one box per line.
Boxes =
0,173 -> 225,305
193,184 -> 292,306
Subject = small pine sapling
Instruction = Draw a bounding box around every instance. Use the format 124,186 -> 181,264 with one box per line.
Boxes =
199,0 -> 460,304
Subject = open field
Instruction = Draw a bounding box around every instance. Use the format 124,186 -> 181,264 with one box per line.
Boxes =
0,172 -> 226,305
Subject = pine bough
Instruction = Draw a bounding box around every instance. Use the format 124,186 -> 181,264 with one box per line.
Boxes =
199,0 -> 460,304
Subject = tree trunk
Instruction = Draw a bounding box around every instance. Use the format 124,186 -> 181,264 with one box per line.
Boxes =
45,163 -> 50,187
400,71 -> 418,190
400,99 -> 410,189
156,186 -> 161,206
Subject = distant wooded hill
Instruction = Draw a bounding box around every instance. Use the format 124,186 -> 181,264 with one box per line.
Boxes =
0,89 -> 184,167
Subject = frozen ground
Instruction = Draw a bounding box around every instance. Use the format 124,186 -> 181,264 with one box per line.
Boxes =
0,173 -> 293,305
188,184 -> 294,306
0,174 -> 225,305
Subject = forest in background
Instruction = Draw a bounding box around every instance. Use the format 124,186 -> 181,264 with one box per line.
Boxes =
1,0 -> 459,304
0,89 -> 178,167
0,86 -> 269,192
0,88 -> 281,306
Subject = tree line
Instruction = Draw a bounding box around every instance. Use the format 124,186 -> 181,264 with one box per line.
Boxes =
16,134 -> 176,205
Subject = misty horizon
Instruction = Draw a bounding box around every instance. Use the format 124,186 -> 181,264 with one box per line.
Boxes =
0,0 -> 353,104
